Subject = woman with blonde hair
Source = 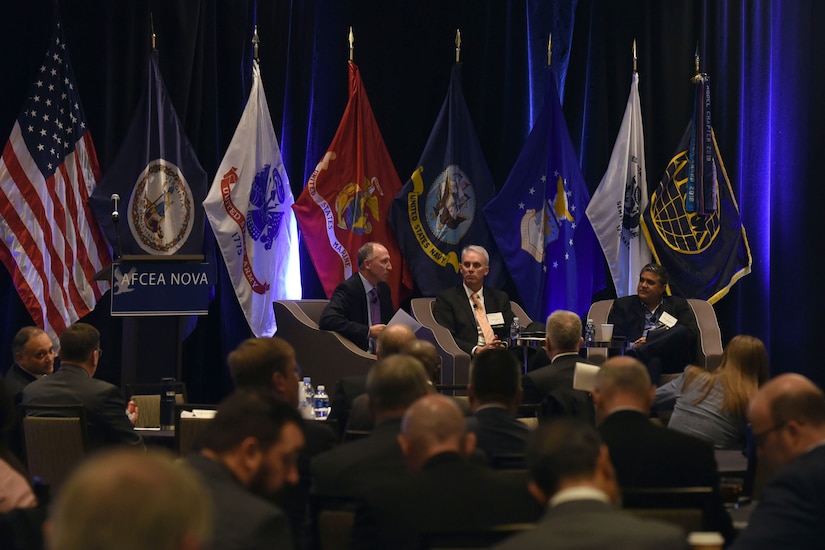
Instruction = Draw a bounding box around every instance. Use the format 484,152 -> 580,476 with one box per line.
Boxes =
655,335 -> 769,449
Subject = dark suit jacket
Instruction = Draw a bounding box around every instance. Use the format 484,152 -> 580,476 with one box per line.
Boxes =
730,445 -> 825,549
186,453 -> 294,550
310,416 -> 406,499
21,364 -> 142,449
432,285 -> 514,355
4,363 -> 36,405
522,353 -> 585,404
493,498 -> 688,550
465,406 -> 530,465
598,409 -> 733,541
351,452 -> 541,550
319,274 -> 394,351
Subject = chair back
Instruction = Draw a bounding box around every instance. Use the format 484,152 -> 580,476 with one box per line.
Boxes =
584,299 -> 614,365
510,302 -> 533,326
21,404 -> 88,491
620,486 -> 715,532
128,392 -> 186,428
410,298 -> 471,386
310,495 -> 357,550
174,403 -> 217,456
687,299 -> 723,371
420,523 -> 535,549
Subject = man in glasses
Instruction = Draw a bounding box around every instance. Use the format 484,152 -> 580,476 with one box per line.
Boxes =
730,374 -> 825,549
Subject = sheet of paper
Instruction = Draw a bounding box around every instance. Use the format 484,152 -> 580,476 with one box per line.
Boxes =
388,308 -> 423,332
573,362 -> 601,392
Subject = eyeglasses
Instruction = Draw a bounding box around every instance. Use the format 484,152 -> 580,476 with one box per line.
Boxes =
752,421 -> 786,450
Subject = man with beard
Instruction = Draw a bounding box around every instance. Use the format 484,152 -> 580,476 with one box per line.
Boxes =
185,389 -> 305,550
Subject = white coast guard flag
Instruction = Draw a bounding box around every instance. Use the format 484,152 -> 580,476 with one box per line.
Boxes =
586,71 -> 651,297
204,59 -> 301,337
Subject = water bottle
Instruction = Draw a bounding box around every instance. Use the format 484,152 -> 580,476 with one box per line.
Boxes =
302,377 -> 314,419
510,316 -> 521,347
160,377 -> 176,430
584,318 -> 596,346
314,384 -> 330,419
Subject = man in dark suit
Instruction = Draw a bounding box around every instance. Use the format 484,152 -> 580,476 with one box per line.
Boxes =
186,390 -> 304,550
466,348 -> 530,465
593,357 -> 734,542
311,354 -> 431,499
433,245 -> 514,356
319,241 -> 395,352
494,419 -> 687,550
522,311 -> 595,426
351,394 -> 541,550
730,373 -> 825,549
228,336 -> 338,548
4,327 -> 55,404
21,322 -> 142,450
607,263 -> 698,382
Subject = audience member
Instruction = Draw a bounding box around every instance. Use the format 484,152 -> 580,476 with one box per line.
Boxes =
522,310 -> 595,423
607,263 -> 698,383
5,327 -> 54,405
493,419 -> 688,549
656,334 -> 769,449
351,394 -> 541,549
401,339 -> 442,385
593,357 -> 733,542
22,322 -> 142,450
729,373 -> 825,549
49,448 -> 211,550
0,376 -> 35,513
227,337 -> 337,548
319,242 -> 395,352
346,325 -> 418,432
185,389 -> 304,550
311,354 -> 430,499
433,245 -> 514,356
466,348 -> 530,465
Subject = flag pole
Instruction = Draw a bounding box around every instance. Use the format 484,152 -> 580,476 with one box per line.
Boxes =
547,34 -> 552,67
691,42 -> 704,83
455,29 -> 461,63
348,26 -> 354,62
150,12 -> 156,50
632,39 -> 637,73
253,25 -> 259,61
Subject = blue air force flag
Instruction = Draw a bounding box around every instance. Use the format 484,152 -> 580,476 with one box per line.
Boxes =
483,67 -> 605,320
390,64 -> 504,295
586,71 -> 652,298
90,50 -> 207,257
203,59 -> 301,337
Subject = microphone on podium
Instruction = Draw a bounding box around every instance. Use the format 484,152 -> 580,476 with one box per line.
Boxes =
111,193 -> 120,223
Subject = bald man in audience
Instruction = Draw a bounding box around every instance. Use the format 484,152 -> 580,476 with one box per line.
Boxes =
729,374 -> 825,549
311,354 -> 431,499
351,394 -> 540,549
49,449 -> 211,550
228,337 -> 337,548
493,419 -> 687,550
593,356 -> 733,542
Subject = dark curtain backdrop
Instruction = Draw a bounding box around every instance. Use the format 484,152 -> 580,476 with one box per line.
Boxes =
0,0 -> 821,401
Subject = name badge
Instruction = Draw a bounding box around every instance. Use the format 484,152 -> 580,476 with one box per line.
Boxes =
659,311 -> 677,328
487,312 -> 505,326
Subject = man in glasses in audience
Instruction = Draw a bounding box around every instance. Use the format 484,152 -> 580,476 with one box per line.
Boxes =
730,373 -> 825,549
4,326 -> 55,405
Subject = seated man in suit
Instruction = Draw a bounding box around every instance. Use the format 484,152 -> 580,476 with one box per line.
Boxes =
5,327 -> 55,405
228,336 -> 338,548
730,373 -> 825,549
607,263 -> 698,383
311,354 -> 431,500
50,448 -> 211,550
21,322 -> 143,450
494,419 -> 688,550
319,241 -> 395,352
433,245 -> 514,356
351,394 -> 540,549
522,310 -> 594,409
593,357 -> 734,543
466,348 -> 530,465
186,389 -> 305,550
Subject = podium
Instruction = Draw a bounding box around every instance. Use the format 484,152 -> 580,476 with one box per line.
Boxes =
96,255 -> 212,389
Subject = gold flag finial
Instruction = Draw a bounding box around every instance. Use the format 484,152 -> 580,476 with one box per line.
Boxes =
455,29 -> 461,63
694,42 -> 700,74
348,26 -> 354,62
547,34 -> 552,67
632,39 -> 637,73
253,26 -> 259,61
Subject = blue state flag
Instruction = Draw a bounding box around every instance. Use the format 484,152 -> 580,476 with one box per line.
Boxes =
390,64 -> 504,295
483,67 -> 605,321
90,50 -> 207,257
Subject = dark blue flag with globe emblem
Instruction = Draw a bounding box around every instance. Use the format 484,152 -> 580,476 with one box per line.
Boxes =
483,67 -> 605,320
390,63 -> 504,295
641,74 -> 751,302
89,49 -> 207,258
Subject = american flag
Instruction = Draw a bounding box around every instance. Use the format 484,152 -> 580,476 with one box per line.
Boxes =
0,19 -> 110,340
